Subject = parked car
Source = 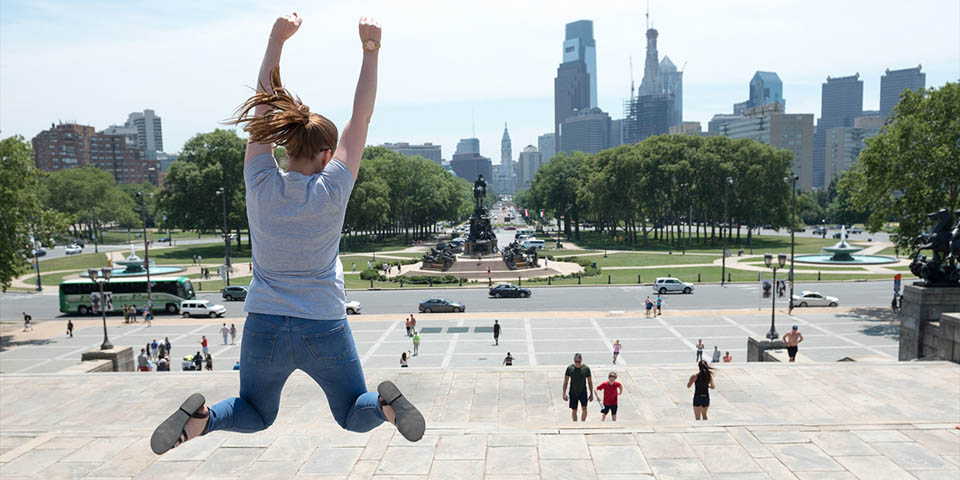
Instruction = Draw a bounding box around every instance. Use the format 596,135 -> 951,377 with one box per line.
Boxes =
180,299 -> 227,318
849,226 -> 862,234
833,232 -> 842,239
418,298 -> 465,313
489,283 -> 532,298
346,300 -> 361,315
65,244 -> 83,255
31,247 -> 47,257
158,236 -> 171,242
221,285 -> 248,301
521,238 -> 545,250
813,226 -> 827,235
504,225 -> 517,231
653,277 -> 695,294
791,291 -> 839,307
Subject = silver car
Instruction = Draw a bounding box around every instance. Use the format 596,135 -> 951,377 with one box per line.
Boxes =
791,291 -> 839,307
653,277 -> 695,294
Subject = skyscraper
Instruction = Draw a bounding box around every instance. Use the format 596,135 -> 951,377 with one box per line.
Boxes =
623,24 -> 673,144
501,123 -> 512,171
103,109 -> 163,161
658,56 -> 683,128
493,123 -> 516,193
32,122 -> 158,185
560,107 -> 612,155
538,133 -> 556,163
554,20 -> 596,152
518,146 -> 543,190
813,74 -> 863,188
563,20 -> 597,108
880,65 -> 925,120
718,107 -> 814,191
456,138 -> 480,155
733,71 -> 785,114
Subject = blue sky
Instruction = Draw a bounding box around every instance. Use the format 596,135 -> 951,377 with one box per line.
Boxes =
2,0 -> 958,164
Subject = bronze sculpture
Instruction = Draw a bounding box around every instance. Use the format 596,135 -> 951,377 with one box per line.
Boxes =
909,208 -> 960,285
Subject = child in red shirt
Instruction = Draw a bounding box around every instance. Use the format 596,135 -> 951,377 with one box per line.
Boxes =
596,371 -> 623,421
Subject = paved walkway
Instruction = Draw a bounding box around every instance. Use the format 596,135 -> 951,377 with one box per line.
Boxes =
0,362 -> 957,479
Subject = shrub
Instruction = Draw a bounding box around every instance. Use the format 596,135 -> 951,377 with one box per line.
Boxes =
392,275 -> 461,285
360,269 -> 385,281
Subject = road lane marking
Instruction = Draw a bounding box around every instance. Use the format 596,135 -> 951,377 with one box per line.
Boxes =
360,320 -> 401,366
789,314 -> 892,358
524,318 -> 537,366
440,318 -> 464,369
590,318 -> 626,365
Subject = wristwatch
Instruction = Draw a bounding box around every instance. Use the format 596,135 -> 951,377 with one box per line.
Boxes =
363,39 -> 380,52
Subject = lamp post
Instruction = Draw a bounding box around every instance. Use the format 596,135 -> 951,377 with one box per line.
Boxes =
163,215 -> 172,246
784,175 -> 799,314
679,183 -> 689,255
216,188 -> 231,287
763,252 -> 787,340
135,192 -> 153,310
721,176 -> 733,285
88,267 -> 114,350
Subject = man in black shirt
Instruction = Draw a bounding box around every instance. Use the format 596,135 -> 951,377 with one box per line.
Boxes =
562,353 -> 593,422
493,320 -> 501,346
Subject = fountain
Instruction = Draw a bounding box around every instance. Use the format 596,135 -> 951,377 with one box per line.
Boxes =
84,245 -> 185,278
794,227 -> 898,265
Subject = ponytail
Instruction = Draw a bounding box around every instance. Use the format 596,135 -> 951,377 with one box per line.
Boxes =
697,360 -> 712,383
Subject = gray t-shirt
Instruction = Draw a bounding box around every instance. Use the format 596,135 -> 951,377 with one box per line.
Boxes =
243,153 -> 355,320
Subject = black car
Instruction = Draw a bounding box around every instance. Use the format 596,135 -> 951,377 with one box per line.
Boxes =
418,298 -> 465,313
221,285 -> 248,301
489,283 -> 531,298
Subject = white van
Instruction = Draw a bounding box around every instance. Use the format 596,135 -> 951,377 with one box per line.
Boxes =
180,299 -> 227,318
521,238 -> 545,250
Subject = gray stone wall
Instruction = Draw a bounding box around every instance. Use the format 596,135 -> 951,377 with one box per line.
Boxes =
899,284 -> 960,362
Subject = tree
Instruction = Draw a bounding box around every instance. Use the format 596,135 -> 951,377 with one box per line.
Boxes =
840,82 -> 960,247
0,136 -> 68,291
40,166 -> 136,244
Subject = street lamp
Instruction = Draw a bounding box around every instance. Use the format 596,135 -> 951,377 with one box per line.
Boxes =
216,188 -> 231,287
679,183 -> 690,255
784,175 -> 799,314
88,267 -> 114,350
135,192 -> 153,310
721,176 -> 733,286
163,215 -> 172,246
821,218 -> 826,239
763,252 -> 787,340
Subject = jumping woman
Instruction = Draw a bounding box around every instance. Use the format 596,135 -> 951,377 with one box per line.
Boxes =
150,13 -> 425,455
686,360 -> 716,420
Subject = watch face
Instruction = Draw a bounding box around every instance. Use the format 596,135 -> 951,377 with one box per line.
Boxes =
365,40 -> 376,50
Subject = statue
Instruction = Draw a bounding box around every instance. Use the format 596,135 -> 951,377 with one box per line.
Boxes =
421,244 -> 457,271
473,175 -> 486,207
909,208 -> 960,286
501,241 -> 539,270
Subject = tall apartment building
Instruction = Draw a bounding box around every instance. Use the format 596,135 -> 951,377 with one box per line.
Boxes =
32,123 -> 158,185
103,109 -> 164,161
538,133 -> 556,163
718,110 -> 814,190
517,145 -> 543,190
381,142 -> 442,164
813,74 -> 863,188
879,65 -> 925,120
823,114 -> 884,186
560,107 -> 612,154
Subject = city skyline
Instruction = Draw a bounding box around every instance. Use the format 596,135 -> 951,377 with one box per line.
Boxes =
2,0 -> 958,166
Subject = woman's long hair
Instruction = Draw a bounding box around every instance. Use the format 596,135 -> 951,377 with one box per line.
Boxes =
226,66 -> 338,160
697,360 -> 712,383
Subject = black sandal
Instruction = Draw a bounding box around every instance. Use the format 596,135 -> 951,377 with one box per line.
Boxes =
150,393 -> 208,455
378,381 -> 425,442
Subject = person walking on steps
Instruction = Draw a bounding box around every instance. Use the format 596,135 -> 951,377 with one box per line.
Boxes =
596,371 -> 622,422
612,339 -> 621,364
562,353 -> 593,422
200,336 -> 209,357
412,330 -> 420,356
656,294 -> 662,316
67,319 -> 74,338
782,325 -> 804,362
220,323 -> 230,345
696,339 -> 704,362
502,352 -> 514,366
687,360 -> 715,420
493,319 -> 501,346
230,324 -> 237,345
150,13 -> 424,455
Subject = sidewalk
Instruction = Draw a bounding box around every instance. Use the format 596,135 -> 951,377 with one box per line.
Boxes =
0,362 -> 957,478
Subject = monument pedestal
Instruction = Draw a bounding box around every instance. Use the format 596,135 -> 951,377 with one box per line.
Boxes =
747,337 -> 787,362
81,346 -> 134,372
899,284 -> 960,361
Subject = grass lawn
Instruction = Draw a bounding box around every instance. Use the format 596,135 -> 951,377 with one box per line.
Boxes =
188,274 -> 253,292
561,231 -> 858,255
340,234 -> 420,254
22,270 -> 86,287
35,252 -> 109,271
97,229 -> 223,245
560,252 -> 720,268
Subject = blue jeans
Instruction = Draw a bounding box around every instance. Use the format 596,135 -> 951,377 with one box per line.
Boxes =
206,313 -> 386,434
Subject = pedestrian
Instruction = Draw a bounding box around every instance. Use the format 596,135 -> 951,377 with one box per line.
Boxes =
891,295 -> 898,312
193,351 -> 203,372
193,254 -> 197,265
687,360 -> 715,420
612,339 -> 621,364
412,330 -> 420,356
131,306 -> 138,323
249,262 -> 253,272
544,258 -> 548,268
723,351 -> 732,363
782,325 -> 804,362
198,255 -> 202,265
123,305 -> 131,323
233,361 -> 241,371
493,319 -> 501,346
138,348 -> 151,372
200,336 -> 208,356
159,342 -> 167,359
410,314 -> 416,333
562,353 -> 593,422
164,337 -> 172,357
230,324 -> 237,345
151,339 -> 160,360
405,317 -> 411,337
367,260 -> 371,269
656,295 -> 662,316
400,351 -> 409,368
220,323 -> 230,345
157,356 -> 171,371
711,346 -> 721,363
22,312 -> 32,332
205,354 -> 213,371
596,371 -> 623,422
696,339 -> 704,362
352,262 -> 356,272
150,15 -> 423,457
145,308 -> 153,327
644,297 -> 653,318
67,319 -> 74,338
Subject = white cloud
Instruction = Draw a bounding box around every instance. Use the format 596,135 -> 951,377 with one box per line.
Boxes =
2,0 -> 957,162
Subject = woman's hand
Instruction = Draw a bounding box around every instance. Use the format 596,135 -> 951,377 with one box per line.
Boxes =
359,16 -> 381,48
271,12 -> 302,43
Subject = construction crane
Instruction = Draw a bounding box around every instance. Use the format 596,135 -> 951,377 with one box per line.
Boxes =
629,56 -> 635,100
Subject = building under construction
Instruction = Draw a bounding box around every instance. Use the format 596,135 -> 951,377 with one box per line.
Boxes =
622,21 -> 680,145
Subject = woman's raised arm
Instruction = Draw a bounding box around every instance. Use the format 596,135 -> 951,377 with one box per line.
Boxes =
244,13 -> 302,165
333,18 -> 381,179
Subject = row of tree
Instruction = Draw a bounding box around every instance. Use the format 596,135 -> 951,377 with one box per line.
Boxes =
517,134 -> 794,248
